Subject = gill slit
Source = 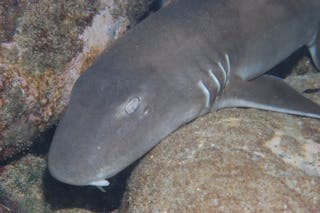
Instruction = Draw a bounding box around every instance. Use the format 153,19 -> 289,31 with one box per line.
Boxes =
208,69 -> 221,92
197,53 -> 231,109
197,81 -> 210,108
217,53 -> 231,83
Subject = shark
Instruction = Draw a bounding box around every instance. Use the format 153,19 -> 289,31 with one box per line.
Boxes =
48,0 -> 320,187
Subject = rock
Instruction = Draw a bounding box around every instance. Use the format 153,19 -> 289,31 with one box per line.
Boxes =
0,0 -> 154,161
0,152 -> 130,212
0,154 -> 49,212
120,73 -> 320,212
0,0 -> 21,42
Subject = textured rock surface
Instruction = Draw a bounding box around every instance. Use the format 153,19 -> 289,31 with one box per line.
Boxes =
120,72 -> 320,212
0,154 -> 49,212
0,149 -> 132,212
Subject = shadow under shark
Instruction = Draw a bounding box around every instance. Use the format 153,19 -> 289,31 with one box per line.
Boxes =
48,0 -> 320,187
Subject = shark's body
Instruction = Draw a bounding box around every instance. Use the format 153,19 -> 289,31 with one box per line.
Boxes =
48,0 -> 320,186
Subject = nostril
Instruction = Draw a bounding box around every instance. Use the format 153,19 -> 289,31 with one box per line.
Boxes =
143,106 -> 151,116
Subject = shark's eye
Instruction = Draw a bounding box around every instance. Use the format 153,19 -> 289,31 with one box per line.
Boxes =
125,96 -> 141,114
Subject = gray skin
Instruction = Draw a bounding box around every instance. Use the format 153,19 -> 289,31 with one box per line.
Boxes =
48,0 -> 320,186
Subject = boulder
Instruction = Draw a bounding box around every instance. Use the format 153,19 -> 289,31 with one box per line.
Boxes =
121,72 -> 320,212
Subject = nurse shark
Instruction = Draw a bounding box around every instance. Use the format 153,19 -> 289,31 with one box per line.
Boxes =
48,0 -> 320,187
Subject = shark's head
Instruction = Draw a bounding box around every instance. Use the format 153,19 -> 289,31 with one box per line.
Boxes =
48,60 -> 203,186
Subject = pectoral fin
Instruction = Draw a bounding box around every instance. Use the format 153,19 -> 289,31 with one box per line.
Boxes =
308,30 -> 320,70
214,75 -> 320,119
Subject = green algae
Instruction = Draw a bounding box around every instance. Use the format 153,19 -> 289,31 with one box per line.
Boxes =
19,195 -> 51,213
0,80 -> 35,160
0,46 -> 19,64
2,156 -> 45,193
15,0 -> 98,73
1,86 -> 26,124
0,185 -> 5,197
0,155 -> 50,212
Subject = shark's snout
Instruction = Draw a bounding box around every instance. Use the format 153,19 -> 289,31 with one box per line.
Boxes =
48,108 -> 117,186
48,138 -> 107,186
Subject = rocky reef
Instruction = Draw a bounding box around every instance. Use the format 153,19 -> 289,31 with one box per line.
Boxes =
0,0 -> 319,212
